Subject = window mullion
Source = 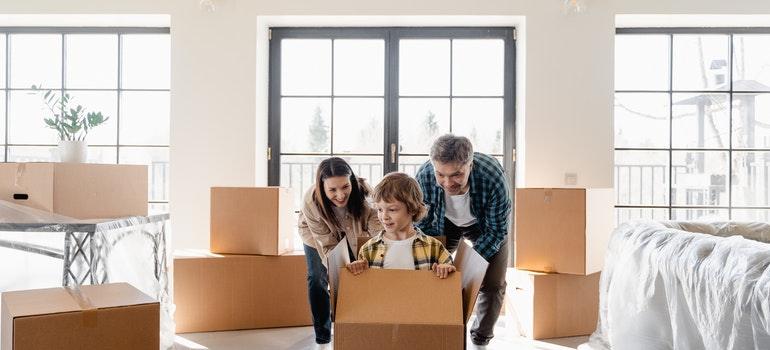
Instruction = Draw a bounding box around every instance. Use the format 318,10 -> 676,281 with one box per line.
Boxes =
728,34 -> 734,220
385,29 -> 399,174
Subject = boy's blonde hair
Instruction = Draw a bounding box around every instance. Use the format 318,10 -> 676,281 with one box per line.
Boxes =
373,172 -> 428,222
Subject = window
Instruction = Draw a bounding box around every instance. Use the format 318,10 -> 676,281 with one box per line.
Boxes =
615,28 -> 770,224
0,28 -> 171,213
268,28 -> 516,209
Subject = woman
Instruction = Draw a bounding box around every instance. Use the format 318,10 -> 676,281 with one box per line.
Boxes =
297,157 -> 381,346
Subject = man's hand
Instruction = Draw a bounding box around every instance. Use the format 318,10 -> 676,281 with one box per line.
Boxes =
431,263 -> 456,279
346,259 -> 369,275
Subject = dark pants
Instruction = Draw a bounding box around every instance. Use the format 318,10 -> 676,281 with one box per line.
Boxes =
303,244 -> 331,344
444,219 -> 509,343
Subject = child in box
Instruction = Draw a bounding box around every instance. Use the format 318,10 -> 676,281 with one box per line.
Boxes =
347,172 -> 456,278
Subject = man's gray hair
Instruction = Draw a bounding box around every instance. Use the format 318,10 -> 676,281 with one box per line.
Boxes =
430,134 -> 474,165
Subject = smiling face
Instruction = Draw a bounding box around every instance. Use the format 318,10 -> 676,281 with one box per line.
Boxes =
433,160 -> 472,195
323,175 -> 352,207
376,199 -> 414,234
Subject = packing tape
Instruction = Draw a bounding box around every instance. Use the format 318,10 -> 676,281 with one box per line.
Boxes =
544,189 -> 552,204
65,287 -> 98,328
13,163 -> 26,188
390,324 -> 400,342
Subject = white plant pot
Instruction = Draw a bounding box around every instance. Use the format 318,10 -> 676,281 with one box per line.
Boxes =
58,140 -> 88,163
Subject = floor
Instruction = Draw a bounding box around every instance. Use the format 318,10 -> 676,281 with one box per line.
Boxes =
174,319 -> 590,350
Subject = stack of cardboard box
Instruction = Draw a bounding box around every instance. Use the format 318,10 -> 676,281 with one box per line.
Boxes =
0,163 -> 158,349
173,187 -> 312,333
510,188 -> 614,339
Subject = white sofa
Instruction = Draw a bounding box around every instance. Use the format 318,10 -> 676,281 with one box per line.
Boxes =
584,221 -> 770,350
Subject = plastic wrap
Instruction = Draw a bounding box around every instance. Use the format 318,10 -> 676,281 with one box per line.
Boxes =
583,221 -> 770,350
0,200 -> 175,350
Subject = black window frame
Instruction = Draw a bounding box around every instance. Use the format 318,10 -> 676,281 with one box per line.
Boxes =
615,27 -> 770,221
0,26 -> 171,210
267,27 -> 517,188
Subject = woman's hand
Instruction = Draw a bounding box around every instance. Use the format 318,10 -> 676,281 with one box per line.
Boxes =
431,263 -> 456,279
346,259 -> 369,275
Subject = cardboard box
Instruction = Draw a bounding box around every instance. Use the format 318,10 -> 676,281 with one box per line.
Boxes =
335,270 -> 464,349
506,269 -> 600,339
514,188 -> 614,275
332,240 -> 488,350
1,283 -> 159,350
210,187 -> 295,255
173,250 -> 312,333
0,163 -> 148,219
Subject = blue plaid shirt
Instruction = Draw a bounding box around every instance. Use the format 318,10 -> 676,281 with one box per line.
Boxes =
415,152 -> 512,261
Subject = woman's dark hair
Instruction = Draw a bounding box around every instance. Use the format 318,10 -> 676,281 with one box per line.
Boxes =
313,157 -> 370,230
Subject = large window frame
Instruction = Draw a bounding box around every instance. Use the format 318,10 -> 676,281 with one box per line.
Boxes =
0,26 -> 171,211
267,27 -> 516,188
615,27 -> 770,222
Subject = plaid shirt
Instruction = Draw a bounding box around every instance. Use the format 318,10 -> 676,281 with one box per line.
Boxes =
415,152 -> 512,260
359,228 -> 453,269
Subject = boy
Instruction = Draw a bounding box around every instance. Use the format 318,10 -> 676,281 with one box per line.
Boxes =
347,172 -> 455,278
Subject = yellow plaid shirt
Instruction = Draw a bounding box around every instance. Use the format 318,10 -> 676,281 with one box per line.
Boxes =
358,228 -> 453,270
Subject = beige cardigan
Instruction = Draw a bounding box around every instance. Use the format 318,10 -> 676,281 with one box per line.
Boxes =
297,186 -> 382,258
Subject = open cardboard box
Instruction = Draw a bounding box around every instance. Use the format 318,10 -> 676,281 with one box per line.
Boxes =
328,238 -> 489,349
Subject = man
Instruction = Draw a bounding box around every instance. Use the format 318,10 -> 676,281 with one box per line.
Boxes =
415,134 -> 511,346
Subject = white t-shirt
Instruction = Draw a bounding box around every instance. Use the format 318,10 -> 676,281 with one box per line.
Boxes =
382,235 -> 418,269
445,190 -> 477,227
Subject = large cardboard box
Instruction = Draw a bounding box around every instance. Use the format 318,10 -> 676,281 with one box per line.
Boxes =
332,240 -> 489,350
335,270 -> 464,350
173,250 -> 311,333
514,188 -> 614,275
506,268 -> 600,339
1,283 -> 159,350
0,163 -> 148,219
210,187 -> 295,255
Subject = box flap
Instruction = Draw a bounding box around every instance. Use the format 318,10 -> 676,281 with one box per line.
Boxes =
2,283 -> 156,319
327,239 -> 352,315
173,249 -> 304,260
454,240 -> 489,324
2,287 -> 82,319
75,283 -> 157,309
336,269 -> 463,326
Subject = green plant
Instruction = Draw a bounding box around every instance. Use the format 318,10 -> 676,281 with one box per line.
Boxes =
32,85 -> 109,141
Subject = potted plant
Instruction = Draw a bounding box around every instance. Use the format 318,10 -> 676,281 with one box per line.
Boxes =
32,85 -> 109,163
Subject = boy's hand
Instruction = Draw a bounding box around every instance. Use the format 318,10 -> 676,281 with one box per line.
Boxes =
346,259 -> 368,275
431,263 -> 456,279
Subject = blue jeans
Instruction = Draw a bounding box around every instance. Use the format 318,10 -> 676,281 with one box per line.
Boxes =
303,244 -> 331,344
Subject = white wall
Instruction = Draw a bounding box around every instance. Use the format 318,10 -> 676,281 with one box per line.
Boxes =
2,0 -> 770,251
